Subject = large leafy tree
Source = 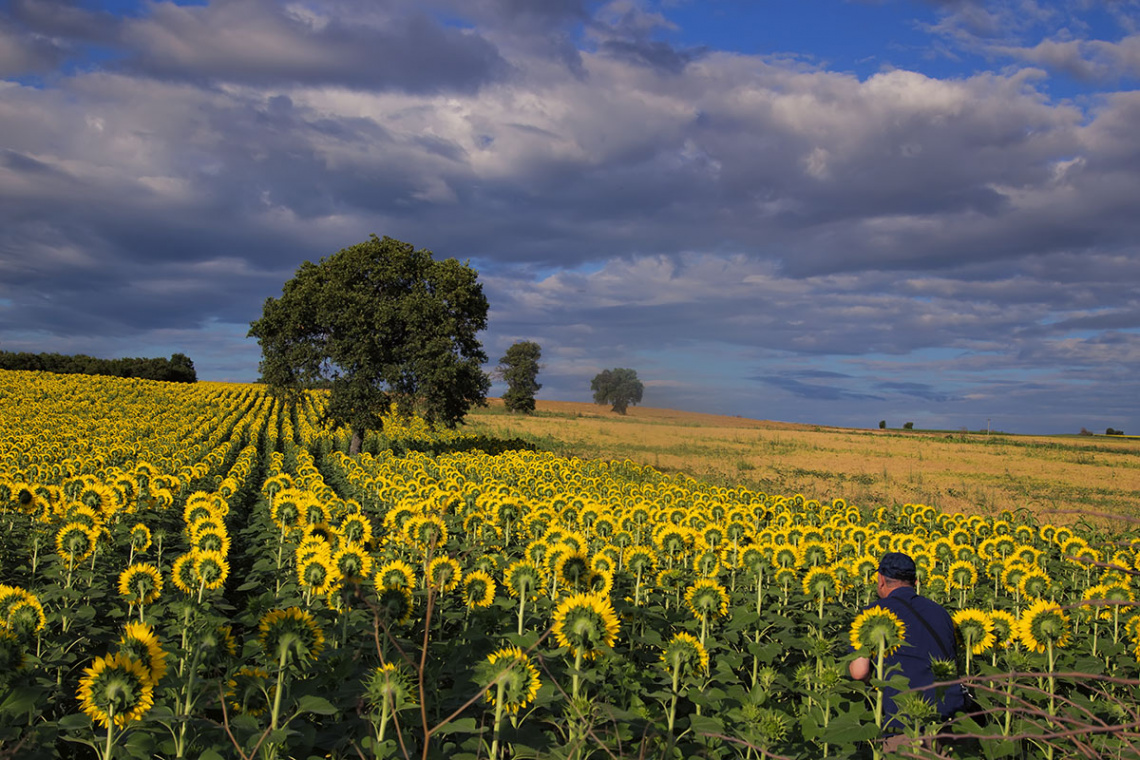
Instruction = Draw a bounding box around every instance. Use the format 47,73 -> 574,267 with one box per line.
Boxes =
249,235 -> 491,452
498,341 -> 542,413
591,368 -> 643,415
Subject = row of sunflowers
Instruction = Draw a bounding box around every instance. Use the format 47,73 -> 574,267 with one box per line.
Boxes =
1,368 -> 1138,759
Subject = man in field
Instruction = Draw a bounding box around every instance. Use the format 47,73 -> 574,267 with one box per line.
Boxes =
848,552 -> 965,748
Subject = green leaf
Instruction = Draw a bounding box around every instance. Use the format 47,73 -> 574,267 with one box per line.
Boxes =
295,695 -> 338,716
0,686 -> 40,717
435,717 -> 479,735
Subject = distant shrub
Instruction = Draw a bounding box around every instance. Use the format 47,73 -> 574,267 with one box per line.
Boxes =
879,420 -> 886,429
903,421 -> 914,430
1107,428 -> 1124,436
1080,427 -> 1093,436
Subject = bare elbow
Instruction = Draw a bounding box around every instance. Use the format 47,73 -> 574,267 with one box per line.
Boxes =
848,656 -> 871,682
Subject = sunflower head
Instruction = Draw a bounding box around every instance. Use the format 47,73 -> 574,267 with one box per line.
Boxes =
479,646 -> 541,716
129,523 -> 152,553
660,631 -> 709,680
77,653 -> 155,729
118,621 -> 168,686
504,560 -> 542,598
374,585 -> 415,627
0,628 -> 25,676
849,607 -> 907,656
463,569 -> 497,609
1017,599 -> 1071,653
226,665 -> 272,717
118,563 -> 164,605
684,578 -> 729,620
427,557 -> 462,593
552,592 -> 621,659
193,550 -> 229,591
802,566 -> 839,601
170,553 -> 198,596
952,609 -> 996,655
366,662 -> 416,713
375,559 -> 416,590
258,607 -> 325,667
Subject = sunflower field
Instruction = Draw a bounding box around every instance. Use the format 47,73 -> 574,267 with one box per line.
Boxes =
1,368 -> 1139,760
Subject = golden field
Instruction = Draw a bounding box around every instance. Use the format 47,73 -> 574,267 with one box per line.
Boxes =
469,399 -> 1140,524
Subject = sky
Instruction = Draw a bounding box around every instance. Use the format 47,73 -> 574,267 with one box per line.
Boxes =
1,0 -> 1139,435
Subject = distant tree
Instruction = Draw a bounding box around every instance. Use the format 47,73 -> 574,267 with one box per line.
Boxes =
879,420 -> 886,429
1107,428 -> 1124,436
903,421 -> 914,430
591,368 -> 644,415
248,235 -> 491,454
498,341 -> 542,414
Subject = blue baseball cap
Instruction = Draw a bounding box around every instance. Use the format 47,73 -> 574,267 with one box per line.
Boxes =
878,552 -> 917,582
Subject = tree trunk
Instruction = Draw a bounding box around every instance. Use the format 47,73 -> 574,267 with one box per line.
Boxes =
350,428 -> 363,455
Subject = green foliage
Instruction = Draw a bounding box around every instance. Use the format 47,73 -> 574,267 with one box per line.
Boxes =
879,420 -> 886,429
0,350 -> 196,382
903,422 -> 914,430
248,235 -> 491,446
591,368 -> 644,415
498,341 -> 542,414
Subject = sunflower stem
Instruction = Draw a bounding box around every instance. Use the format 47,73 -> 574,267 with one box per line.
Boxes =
103,708 -> 114,760
490,679 -> 506,760
270,646 -> 288,732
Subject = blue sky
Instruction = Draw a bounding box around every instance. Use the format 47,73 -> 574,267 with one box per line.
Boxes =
1,0 -> 1139,435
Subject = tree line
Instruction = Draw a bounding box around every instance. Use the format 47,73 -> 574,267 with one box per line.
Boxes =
0,350 -> 197,383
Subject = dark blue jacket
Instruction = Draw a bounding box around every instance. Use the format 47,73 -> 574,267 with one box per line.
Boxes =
860,586 -> 965,726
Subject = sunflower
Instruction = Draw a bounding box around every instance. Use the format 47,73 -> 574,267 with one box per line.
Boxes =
552,592 -> 620,659
339,514 -> 373,545
374,585 -> 415,626
427,557 -> 462,593
977,610 -> 1011,649
504,560 -> 542,598
375,559 -> 416,590
684,578 -> 729,620
660,631 -> 709,680
482,646 -> 541,715
947,560 -> 978,590
332,543 -> 373,582
366,662 -> 416,713
170,553 -> 198,596
772,545 -> 798,570
226,665 -> 272,717
118,622 -> 168,686
192,528 -> 231,556
55,521 -> 98,564
118,563 -> 163,606
406,515 -> 448,551
258,607 -> 325,667
77,653 -> 155,729
552,547 -> 591,591
0,628 -> 24,674
849,607 -> 907,657
4,595 -> 46,636
193,550 -> 229,591
1017,568 -> 1052,600
952,609 -> 996,655
802,566 -> 839,601
297,552 -> 341,596
463,569 -> 496,609
1017,599 -> 1071,653
129,523 -> 152,554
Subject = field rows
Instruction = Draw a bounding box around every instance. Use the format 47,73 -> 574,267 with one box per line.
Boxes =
1,370 -> 1139,759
